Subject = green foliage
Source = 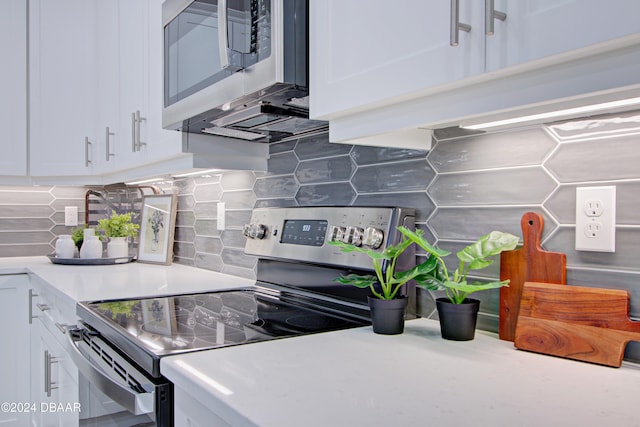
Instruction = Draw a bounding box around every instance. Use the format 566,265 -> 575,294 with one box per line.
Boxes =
328,229 -> 438,300
397,227 -> 519,304
97,212 -> 140,239
71,226 -> 85,250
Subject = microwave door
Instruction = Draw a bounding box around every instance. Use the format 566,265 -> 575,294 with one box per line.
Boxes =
163,0 -> 238,108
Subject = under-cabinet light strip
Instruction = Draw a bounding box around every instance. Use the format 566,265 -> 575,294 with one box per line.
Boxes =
461,97 -> 640,130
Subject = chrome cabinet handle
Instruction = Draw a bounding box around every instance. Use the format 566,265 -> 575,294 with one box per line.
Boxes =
29,289 -> 38,324
133,110 -> 147,151
450,0 -> 471,46
85,137 -> 92,167
106,127 -> 115,161
485,0 -> 506,35
44,350 -> 58,398
36,303 -> 50,312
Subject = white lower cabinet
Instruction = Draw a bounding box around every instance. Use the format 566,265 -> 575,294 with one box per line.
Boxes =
30,320 -> 80,427
29,282 -> 80,427
0,275 -> 30,426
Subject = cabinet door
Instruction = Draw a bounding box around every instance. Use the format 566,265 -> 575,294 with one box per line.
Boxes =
105,0 -> 183,175
310,0 -> 485,120
140,0 -> 184,165
0,276 -> 30,425
30,320 -> 80,427
486,0 -> 640,71
114,0 -> 149,171
0,0 -> 27,176
93,1 -> 120,175
29,0 -> 99,177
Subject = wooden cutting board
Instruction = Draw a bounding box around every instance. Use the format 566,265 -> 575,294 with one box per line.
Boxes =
514,282 -> 640,367
499,212 -> 566,341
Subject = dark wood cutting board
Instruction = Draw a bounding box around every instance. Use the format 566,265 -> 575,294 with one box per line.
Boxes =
514,282 -> 640,367
499,212 -> 566,341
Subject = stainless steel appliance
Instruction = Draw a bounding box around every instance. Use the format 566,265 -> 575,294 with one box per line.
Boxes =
162,0 -> 327,143
69,206 -> 416,426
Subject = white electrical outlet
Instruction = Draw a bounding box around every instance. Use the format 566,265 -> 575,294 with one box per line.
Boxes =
64,206 -> 78,226
575,186 -> 616,252
217,202 -> 226,231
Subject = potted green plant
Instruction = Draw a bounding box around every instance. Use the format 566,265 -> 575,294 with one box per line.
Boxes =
71,226 -> 84,251
96,212 -> 140,258
398,227 -> 519,341
328,233 -> 437,335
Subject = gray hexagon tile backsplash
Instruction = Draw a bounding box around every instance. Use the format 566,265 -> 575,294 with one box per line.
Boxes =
3,111 -> 640,360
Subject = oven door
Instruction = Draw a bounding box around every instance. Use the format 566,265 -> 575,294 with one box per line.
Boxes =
67,328 -> 172,426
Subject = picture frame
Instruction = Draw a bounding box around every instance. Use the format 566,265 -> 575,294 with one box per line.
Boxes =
137,194 -> 177,265
141,298 -> 176,336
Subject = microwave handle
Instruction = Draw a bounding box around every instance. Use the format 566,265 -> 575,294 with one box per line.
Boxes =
218,0 -> 230,69
66,329 -> 155,416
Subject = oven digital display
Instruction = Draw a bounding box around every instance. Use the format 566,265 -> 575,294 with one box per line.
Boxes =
281,220 -> 328,246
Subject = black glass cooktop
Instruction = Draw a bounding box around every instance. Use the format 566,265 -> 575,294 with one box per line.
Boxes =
82,289 -> 369,357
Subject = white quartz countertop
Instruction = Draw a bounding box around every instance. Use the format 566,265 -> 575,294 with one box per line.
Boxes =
7,256 -> 639,426
162,318 -> 640,427
0,256 -> 255,304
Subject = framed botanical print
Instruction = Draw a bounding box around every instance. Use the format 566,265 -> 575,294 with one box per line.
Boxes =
138,194 -> 177,264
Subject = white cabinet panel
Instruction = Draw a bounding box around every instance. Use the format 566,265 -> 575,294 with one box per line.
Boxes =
486,0 -> 640,71
0,0 -> 27,177
29,0 -> 98,177
310,0 -> 484,120
135,0 -> 184,167
98,0 -> 183,177
312,0 -> 640,147
0,275 -> 30,426
30,321 -> 80,427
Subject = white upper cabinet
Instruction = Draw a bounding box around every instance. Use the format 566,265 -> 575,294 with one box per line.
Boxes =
133,0 -> 184,167
29,0 -> 99,177
485,0 -> 640,71
310,0 -> 640,145
310,0 -> 484,121
0,0 -> 27,177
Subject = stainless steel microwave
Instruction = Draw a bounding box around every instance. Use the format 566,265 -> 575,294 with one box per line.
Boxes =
162,0 -> 327,143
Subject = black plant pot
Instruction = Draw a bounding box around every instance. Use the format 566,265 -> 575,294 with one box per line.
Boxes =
367,296 -> 407,335
436,298 -> 480,341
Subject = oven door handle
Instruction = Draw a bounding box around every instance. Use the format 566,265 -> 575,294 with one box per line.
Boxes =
66,330 -> 155,416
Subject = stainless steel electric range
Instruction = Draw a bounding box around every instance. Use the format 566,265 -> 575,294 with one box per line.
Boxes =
69,206 -> 416,426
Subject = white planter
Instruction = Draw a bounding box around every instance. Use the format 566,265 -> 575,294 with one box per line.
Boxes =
55,235 -> 75,258
107,237 -> 129,258
80,235 -> 103,259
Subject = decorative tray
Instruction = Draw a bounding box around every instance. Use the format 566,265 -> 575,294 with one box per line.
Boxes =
46,254 -> 135,265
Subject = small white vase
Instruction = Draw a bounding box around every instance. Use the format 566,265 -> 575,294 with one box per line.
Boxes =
80,235 -> 103,259
107,237 -> 129,258
55,235 -> 75,258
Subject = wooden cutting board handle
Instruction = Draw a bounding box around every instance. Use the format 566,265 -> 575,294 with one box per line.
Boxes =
499,212 -> 567,341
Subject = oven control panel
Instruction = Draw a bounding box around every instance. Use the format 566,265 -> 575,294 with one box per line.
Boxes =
244,206 -> 415,270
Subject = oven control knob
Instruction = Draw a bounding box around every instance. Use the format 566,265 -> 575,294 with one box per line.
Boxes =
362,227 -> 384,249
243,223 -> 267,239
345,226 -> 364,246
329,226 -> 346,242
